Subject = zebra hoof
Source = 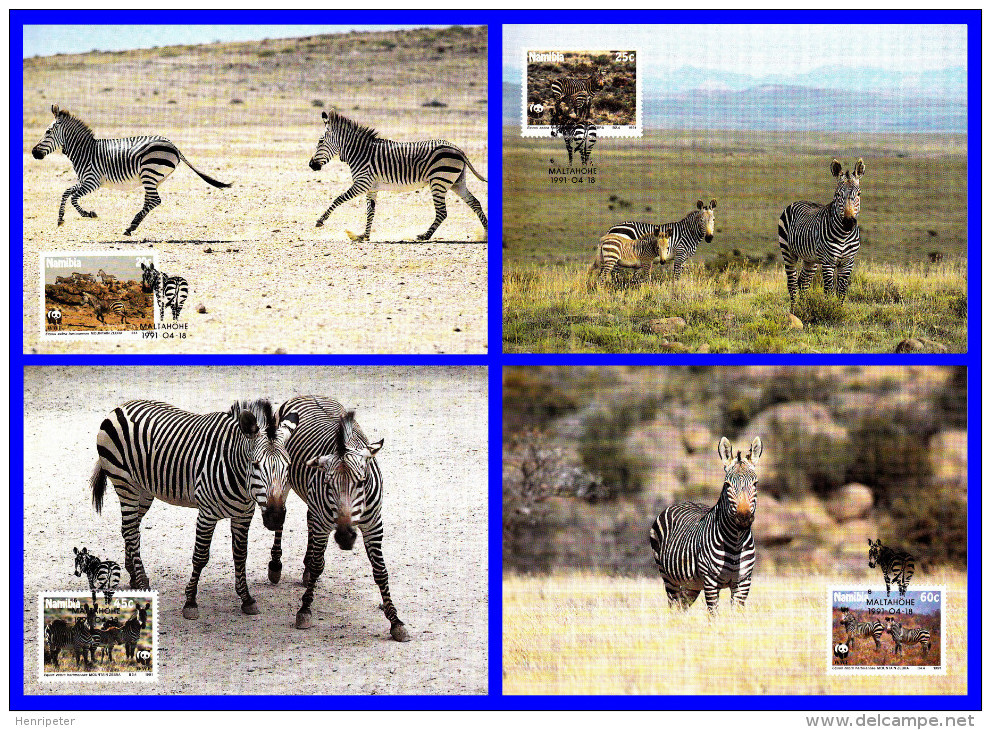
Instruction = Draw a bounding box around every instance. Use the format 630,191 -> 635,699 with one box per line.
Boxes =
182,603 -> 199,620
315,220 -> 324,228
416,233 -> 432,241
242,600 -> 260,616
86,212 -> 98,218
390,623 -> 411,642
57,220 -> 64,227
295,611 -> 313,629
123,229 -> 132,236
268,564 -> 282,584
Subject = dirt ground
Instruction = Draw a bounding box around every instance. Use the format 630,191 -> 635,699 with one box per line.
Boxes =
22,366 -> 488,695
22,27 -> 488,354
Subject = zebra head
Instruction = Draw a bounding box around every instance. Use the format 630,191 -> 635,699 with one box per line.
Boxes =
73,546 -> 95,577
867,538 -> 883,568
32,104 -> 71,160
696,199 -> 717,243
717,436 -> 762,527
304,410 -> 384,551
140,262 -> 161,294
830,158 -> 864,231
310,109 -> 364,170
885,617 -> 903,639
230,400 -> 299,531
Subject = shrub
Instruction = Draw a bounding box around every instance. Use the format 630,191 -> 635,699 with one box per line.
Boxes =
793,289 -> 846,326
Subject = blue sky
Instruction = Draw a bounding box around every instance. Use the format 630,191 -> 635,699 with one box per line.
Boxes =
23,25 -> 443,58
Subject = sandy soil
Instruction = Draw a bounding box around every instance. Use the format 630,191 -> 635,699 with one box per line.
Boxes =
23,27 -> 488,354
23,366 -> 488,695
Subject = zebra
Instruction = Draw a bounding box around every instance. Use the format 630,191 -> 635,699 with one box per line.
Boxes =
267,396 -> 409,641
95,618 -> 123,664
71,272 -> 95,283
839,607 -> 884,651
90,399 -> 298,619
587,231 -> 672,288
885,617 -> 931,656
71,603 -> 99,668
44,619 -> 73,669
868,538 -> 915,596
607,199 -> 717,279
309,109 -> 487,242
140,262 -> 188,321
550,70 -> 603,121
649,436 -> 762,613
54,276 -> 73,284
551,117 -> 597,167
81,292 -> 127,326
46,309 -> 62,330
31,104 -> 231,235
121,601 -> 151,661
97,269 -> 117,285
72,546 -> 121,605
778,158 -> 865,309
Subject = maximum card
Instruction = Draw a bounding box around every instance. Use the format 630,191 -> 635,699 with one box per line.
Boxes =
523,49 -> 641,138
39,591 -> 158,682
828,585 -> 946,675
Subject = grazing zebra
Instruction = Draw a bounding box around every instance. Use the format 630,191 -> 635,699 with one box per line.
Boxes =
267,396 -> 409,641
72,546 -> 121,605
587,231 -> 672,288
868,539 -> 915,596
309,109 -> 487,242
121,601 -> 152,661
649,436 -> 762,613
90,399 -> 298,618
885,617 -> 931,656
71,603 -> 99,668
551,70 -> 603,121
44,619 -> 73,669
32,105 -> 231,235
140,262 -> 188,321
46,308 -> 62,330
778,158 -> 865,309
81,292 -> 127,326
71,272 -> 95,283
97,269 -> 117,285
607,199 -> 717,279
96,618 -> 123,664
551,117 -> 597,166
839,608 -> 884,651
54,276 -> 73,285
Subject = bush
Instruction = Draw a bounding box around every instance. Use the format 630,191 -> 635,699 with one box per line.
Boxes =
793,289 -> 846,326
503,368 -> 579,435
578,394 -> 660,497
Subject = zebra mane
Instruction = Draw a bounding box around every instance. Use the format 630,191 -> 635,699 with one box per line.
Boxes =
54,108 -> 96,141
326,109 -> 380,143
229,399 -> 278,440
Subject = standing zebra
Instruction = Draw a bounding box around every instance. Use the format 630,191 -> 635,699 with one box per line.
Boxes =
140,262 -> 188,321
97,269 -> 117,285
550,70 -> 603,121
309,109 -> 487,242
649,436 -> 762,613
32,105 -> 231,235
55,276 -> 73,284
46,309 -> 62,330
267,396 -> 409,641
121,601 -> 151,662
607,199 -> 717,279
96,618 -> 123,664
90,399 -> 298,619
839,607 -> 884,651
44,619 -> 73,669
587,231 -> 672,288
867,538 -> 915,596
551,117 -> 597,166
778,158 -> 865,309
72,546 -> 121,605
885,617 -> 931,656
71,603 -> 99,668
81,292 -> 127,326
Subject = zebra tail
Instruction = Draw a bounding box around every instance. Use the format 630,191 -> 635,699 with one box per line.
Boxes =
90,461 -> 107,514
175,150 -> 232,189
462,156 -> 487,183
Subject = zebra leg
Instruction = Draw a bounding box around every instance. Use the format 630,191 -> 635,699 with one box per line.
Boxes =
452,177 -> 488,233
268,529 -> 283,584
231,515 -> 259,615
315,183 -> 367,228
836,258 -> 855,302
417,180 -> 450,240
124,182 -> 162,236
884,573 -> 892,597
730,576 -> 752,607
295,524 -> 330,630
821,264 -> 836,296
351,191 -> 376,242
120,494 -> 153,589
360,519 -> 409,642
182,512 -> 219,620
797,262 -> 817,293
564,134 -> 574,166
703,579 -> 721,615
782,252 -> 801,310
672,253 -> 688,280
69,180 -> 100,219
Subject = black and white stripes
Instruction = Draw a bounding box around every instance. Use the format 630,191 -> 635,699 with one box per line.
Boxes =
868,539 -> 915,597
141,262 -> 188,321
551,71 -> 603,121
885,617 -> 931,656
839,607 -> 883,650
607,200 -> 717,279
72,546 -> 121,605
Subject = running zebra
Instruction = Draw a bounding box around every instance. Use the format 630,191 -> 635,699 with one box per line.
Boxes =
778,158 -> 865,309
587,231 -> 672,288
81,292 -> 127,326
46,309 -> 62,330
608,200 -> 717,279
551,117 -> 597,166
71,603 -> 99,668
309,109 -> 487,242
44,619 -> 73,669
649,436 -> 762,613
140,262 -> 188,321
885,617 -> 931,656
839,607 -> 884,651
72,546 -> 121,605
121,601 -> 152,661
868,539 -> 915,596
267,396 -> 409,641
551,70 -> 603,121
90,399 -> 298,619
32,105 -> 231,235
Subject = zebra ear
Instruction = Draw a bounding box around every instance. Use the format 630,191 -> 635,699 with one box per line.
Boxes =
709,199 -> 717,209
321,110 -> 329,122
367,438 -> 384,456
748,437 -> 763,465
831,159 -> 843,177
275,412 -> 299,444
238,411 -> 259,438
51,104 -> 60,116
305,455 -> 332,470
696,199 -> 704,210
73,547 -> 79,555
718,437 -> 733,466
854,158 -> 866,178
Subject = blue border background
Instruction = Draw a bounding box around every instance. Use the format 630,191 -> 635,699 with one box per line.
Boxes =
11,9 -> 981,711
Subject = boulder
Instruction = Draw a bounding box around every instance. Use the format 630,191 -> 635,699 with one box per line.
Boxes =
643,316 -> 686,336
895,338 -> 924,353
787,313 -> 804,330
825,483 -> 874,522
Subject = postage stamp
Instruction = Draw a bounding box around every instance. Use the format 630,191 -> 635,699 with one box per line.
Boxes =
827,585 -> 947,674
522,49 -> 641,138
39,591 -> 158,681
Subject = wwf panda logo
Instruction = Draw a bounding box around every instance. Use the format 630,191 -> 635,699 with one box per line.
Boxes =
833,643 -> 850,663
46,309 -> 62,329
136,649 -> 152,666
529,103 -> 545,116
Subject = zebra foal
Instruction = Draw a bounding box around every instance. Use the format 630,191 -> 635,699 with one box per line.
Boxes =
309,109 -> 487,242
587,231 -> 671,288
32,105 -> 231,235
550,70 -> 603,121
778,158 -> 865,309
607,199 -> 717,280
649,437 -> 762,613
